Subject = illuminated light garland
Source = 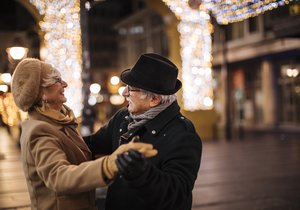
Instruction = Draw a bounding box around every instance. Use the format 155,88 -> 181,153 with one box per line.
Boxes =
0,93 -> 20,127
163,0 -> 214,110
163,0 -> 292,111
29,0 -> 83,117
203,0 -> 292,24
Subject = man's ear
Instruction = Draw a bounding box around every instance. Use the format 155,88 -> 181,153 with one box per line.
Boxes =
149,95 -> 161,107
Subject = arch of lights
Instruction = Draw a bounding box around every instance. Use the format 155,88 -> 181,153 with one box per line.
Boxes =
28,0 -> 293,113
162,0 -> 292,111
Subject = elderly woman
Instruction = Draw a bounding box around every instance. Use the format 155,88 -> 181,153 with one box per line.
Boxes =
11,58 -> 157,210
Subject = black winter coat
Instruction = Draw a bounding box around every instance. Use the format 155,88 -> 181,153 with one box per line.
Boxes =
84,102 -> 202,210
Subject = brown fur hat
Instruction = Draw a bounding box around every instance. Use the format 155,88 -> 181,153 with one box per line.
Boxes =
12,58 -> 54,112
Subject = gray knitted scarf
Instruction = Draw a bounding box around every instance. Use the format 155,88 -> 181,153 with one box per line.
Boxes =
128,98 -> 176,131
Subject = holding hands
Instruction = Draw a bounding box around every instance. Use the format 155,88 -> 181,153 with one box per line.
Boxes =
102,142 -> 157,181
116,149 -> 148,179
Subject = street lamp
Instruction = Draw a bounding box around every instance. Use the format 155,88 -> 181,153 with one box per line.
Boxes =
6,37 -> 28,61
7,47 -> 28,60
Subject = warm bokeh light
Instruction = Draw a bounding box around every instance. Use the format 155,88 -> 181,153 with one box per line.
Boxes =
0,85 -> 8,93
7,47 -> 28,60
88,95 -> 97,106
110,94 -> 125,105
90,83 -> 101,94
0,93 -> 21,126
118,86 -> 126,95
1,73 -> 12,84
110,76 -> 120,85
286,68 -> 299,78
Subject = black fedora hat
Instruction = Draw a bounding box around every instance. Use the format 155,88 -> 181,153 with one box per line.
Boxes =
120,53 -> 182,95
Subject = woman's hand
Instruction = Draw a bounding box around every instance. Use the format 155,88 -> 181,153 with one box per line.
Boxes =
102,142 -> 157,180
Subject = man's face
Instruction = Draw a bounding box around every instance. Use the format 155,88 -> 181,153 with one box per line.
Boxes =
122,85 -> 152,115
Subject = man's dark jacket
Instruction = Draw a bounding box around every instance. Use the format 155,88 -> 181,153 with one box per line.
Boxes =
84,101 -> 202,210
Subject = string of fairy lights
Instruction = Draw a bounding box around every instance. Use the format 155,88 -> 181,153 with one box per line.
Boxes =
162,0 -> 214,110
162,0 -> 292,111
204,0 -> 292,24
29,0 -> 83,117
25,0 -> 293,113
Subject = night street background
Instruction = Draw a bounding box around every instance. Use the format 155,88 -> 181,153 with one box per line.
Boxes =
1,127 -> 299,210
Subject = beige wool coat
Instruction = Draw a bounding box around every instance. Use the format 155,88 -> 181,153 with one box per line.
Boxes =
20,110 -> 106,210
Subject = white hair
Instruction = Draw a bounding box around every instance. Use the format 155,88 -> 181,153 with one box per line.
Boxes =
41,68 -> 61,87
140,90 -> 177,104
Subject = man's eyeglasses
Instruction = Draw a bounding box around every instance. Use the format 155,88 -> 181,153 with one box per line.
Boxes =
127,85 -> 141,92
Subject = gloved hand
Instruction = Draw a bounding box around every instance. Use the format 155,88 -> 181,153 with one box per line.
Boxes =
115,149 -> 148,179
102,142 -> 157,181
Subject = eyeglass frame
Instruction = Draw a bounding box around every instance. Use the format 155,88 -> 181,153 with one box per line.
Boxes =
126,85 -> 141,93
54,77 -> 63,84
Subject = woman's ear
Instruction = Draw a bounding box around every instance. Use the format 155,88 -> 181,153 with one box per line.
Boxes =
149,95 -> 161,107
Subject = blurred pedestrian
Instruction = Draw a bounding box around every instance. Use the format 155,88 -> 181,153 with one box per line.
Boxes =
11,58 -> 157,210
84,53 -> 202,210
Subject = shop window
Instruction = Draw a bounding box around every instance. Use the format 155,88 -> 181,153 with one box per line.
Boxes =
248,16 -> 258,33
226,21 -> 244,41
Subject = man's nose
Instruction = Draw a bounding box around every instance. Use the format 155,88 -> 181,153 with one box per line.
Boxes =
122,86 -> 129,96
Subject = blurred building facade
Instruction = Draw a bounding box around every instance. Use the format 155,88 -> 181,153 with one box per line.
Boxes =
211,2 -> 300,138
111,1 -> 300,139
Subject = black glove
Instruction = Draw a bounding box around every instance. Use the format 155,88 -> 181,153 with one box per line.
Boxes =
116,149 -> 148,179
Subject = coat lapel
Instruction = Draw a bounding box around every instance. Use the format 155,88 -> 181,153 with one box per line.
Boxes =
29,110 -> 91,158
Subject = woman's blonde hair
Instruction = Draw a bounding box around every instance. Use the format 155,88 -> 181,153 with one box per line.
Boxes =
41,68 -> 62,87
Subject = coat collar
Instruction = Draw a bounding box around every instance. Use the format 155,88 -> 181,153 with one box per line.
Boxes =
144,101 -> 180,135
28,110 -> 91,154
28,110 -> 64,130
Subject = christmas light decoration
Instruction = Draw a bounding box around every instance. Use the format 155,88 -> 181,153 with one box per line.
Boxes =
203,0 -> 292,24
163,0 -> 213,110
0,93 -> 21,127
163,0 -> 292,111
29,0 -> 83,117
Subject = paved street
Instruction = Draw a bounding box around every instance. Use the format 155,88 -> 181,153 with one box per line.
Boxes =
0,127 -> 30,210
192,133 -> 300,210
0,127 -> 300,210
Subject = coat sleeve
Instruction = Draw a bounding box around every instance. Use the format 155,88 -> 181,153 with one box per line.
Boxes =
126,132 -> 202,209
28,123 -> 107,194
83,108 -> 127,156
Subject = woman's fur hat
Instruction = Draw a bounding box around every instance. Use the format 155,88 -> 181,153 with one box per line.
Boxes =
12,58 -> 54,111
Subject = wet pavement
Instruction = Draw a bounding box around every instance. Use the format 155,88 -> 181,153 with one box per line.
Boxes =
192,133 -> 300,210
0,127 -> 30,210
0,127 -> 299,210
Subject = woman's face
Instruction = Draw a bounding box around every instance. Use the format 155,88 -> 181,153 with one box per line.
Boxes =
43,74 -> 68,111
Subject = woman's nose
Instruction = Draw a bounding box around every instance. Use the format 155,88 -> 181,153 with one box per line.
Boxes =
62,80 -> 68,87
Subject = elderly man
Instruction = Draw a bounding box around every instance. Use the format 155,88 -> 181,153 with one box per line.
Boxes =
84,53 -> 202,210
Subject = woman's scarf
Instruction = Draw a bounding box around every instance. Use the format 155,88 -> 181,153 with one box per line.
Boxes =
35,104 -> 76,125
127,97 -> 176,131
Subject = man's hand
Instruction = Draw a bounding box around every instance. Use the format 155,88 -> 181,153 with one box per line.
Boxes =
116,149 -> 148,179
102,142 -> 157,181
